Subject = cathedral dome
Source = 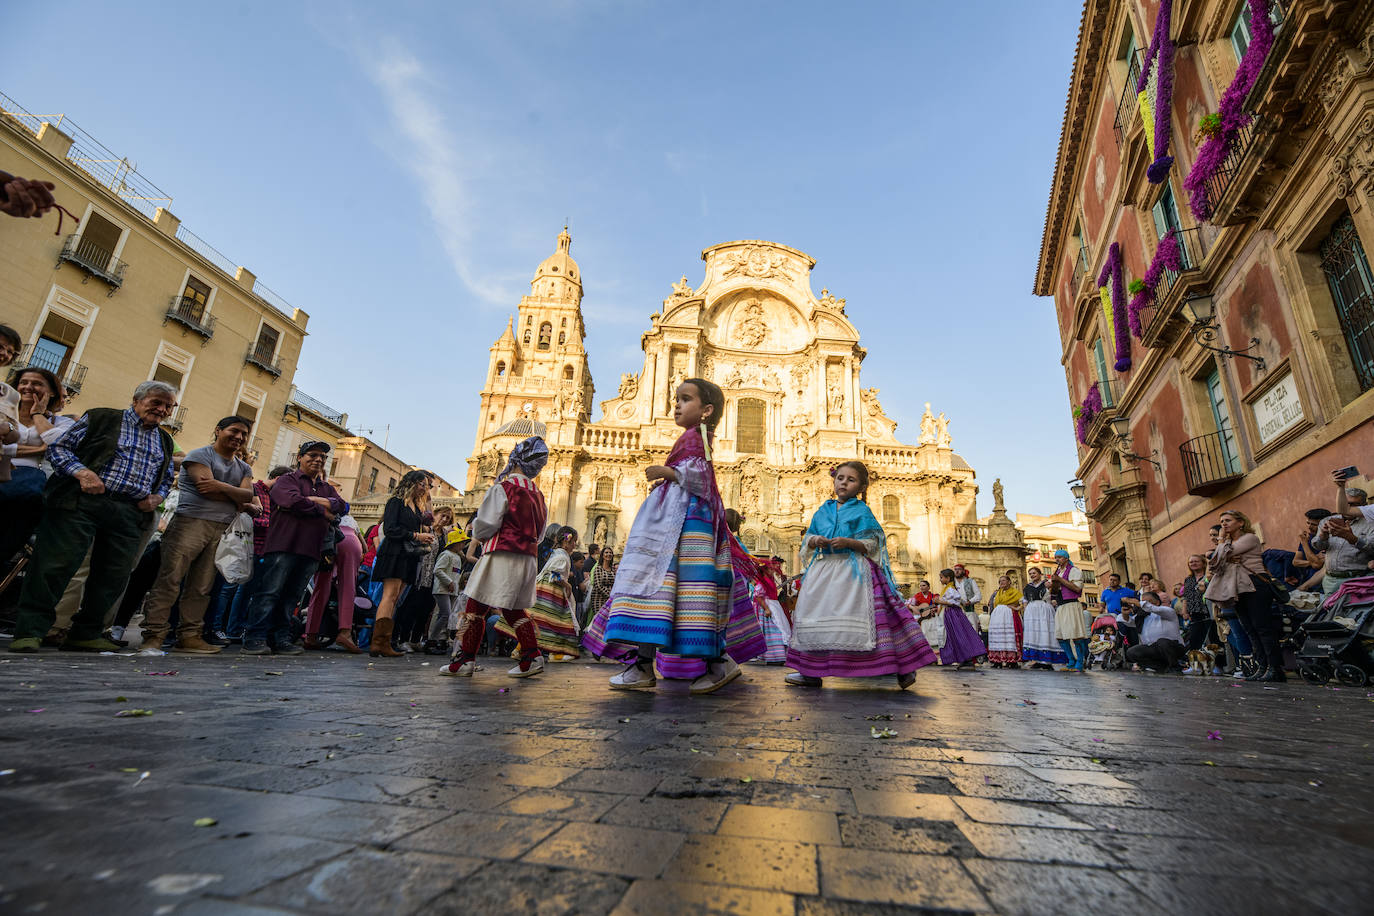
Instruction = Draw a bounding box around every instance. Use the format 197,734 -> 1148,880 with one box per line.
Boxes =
532,227 -> 582,288
493,416 -> 547,438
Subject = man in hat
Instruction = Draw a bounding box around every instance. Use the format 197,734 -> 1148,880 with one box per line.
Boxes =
242,441 -> 347,655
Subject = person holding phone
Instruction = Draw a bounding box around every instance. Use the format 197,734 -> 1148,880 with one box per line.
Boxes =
1325,468 -> 1374,593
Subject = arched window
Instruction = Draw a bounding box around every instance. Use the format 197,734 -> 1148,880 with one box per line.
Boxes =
496,361 -> 506,377
558,332 -> 566,345
883,494 -> 900,521
736,397 -> 765,454
563,365 -> 574,380
594,477 -> 614,502
538,322 -> 552,350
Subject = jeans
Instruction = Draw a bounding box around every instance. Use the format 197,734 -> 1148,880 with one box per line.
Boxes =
1222,613 -> 1253,658
209,576 -> 236,632
225,558 -> 264,638
244,552 -> 318,647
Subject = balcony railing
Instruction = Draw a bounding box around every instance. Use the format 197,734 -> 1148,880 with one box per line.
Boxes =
164,295 -> 217,340
1202,117 -> 1259,222
288,386 -> 347,425
57,234 -> 127,291
1180,431 -> 1244,496
244,345 -> 282,378
580,425 -> 640,453
161,406 -> 189,435
1138,226 -> 1211,346
1113,50 -> 1145,146
13,344 -> 88,396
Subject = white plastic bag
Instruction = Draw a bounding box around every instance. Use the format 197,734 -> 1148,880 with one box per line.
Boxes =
215,512 -> 255,584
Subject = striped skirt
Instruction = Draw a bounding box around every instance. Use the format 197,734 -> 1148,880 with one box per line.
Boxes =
586,495 -> 733,660
784,560 -> 937,678
495,577 -> 581,656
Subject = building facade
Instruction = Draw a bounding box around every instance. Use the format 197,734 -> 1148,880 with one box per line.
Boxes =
0,92 -> 308,465
270,385 -> 350,475
1035,0 -> 1374,583
1016,510 -> 1098,605
465,232 -> 982,577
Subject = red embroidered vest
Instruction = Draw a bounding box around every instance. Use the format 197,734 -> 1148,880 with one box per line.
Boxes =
486,475 -> 547,556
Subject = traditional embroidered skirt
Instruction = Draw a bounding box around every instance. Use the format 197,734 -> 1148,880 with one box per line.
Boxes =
784,559 -> 936,678
1021,599 -> 1067,663
758,595 -> 790,663
496,577 -> 580,657
987,604 -> 1022,664
584,495 -> 732,660
938,604 -> 986,665
1055,600 -> 1089,641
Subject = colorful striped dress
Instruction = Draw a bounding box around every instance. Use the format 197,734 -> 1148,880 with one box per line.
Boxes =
785,498 -> 937,679
495,547 -> 581,657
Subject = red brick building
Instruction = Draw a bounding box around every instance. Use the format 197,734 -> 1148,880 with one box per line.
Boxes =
1036,0 -> 1374,584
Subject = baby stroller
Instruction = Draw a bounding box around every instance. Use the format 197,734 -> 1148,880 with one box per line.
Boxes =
1294,579 -> 1374,686
1088,614 -> 1125,671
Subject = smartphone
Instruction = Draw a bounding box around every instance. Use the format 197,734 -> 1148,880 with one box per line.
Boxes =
1336,465 -> 1360,480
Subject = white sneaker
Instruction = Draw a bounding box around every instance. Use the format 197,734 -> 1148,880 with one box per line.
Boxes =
1181,666 -> 1199,676
609,663 -> 657,690
508,656 -> 545,678
1231,669 -> 1247,678
690,657 -> 742,695
439,661 -> 475,677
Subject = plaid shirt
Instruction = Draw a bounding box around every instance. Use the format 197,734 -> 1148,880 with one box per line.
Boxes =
48,408 -> 174,501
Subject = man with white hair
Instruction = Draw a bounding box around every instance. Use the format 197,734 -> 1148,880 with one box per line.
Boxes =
8,381 -> 178,653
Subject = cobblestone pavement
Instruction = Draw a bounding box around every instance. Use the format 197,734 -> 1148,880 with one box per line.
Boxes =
1,651 -> 1371,915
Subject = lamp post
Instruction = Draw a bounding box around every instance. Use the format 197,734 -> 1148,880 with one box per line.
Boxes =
1108,415 -> 1162,471
1068,479 -> 1086,511
1181,293 -> 1267,369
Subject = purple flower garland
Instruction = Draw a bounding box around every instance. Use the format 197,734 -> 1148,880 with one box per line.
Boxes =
1138,0 -> 1176,183
1075,382 -> 1104,445
1127,231 -> 1183,337
1183,0 -> 1275,220
1097,243 -> 1131,370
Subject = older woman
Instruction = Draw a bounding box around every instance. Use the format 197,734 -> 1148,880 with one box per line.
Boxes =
986,574 -> 1023,668
1205,509 -> 1285,682
0,367 -> 72,567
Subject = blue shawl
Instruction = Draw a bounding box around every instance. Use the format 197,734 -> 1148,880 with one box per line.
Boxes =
802,497 -> 902,595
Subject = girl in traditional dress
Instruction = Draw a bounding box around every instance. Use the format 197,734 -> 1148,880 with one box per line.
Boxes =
437,436 -> 549,679
783,461 -> 936,689
906,579 -> 946,661
935,568 -> 986,668
986,574 -> 1024,668
496,525 -> 582,659
1019,566 -> 1066,668
1049,548 -> 1088,671
723,509 -> 790,664
582,379 -> 747,694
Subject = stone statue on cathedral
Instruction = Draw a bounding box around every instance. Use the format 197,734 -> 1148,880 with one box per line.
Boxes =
919,402 -> 937,445
937,412 -> 951,447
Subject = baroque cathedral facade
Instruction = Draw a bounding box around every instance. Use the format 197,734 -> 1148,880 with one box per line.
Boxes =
464,231 -> 981,578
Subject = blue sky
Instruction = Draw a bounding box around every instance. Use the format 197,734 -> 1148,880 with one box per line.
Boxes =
5,0 -> 1085,516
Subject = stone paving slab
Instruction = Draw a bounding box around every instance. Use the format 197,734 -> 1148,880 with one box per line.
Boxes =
1,652 -> 1373,914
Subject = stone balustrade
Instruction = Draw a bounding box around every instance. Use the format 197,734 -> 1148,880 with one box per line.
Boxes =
581,426 -> 641,453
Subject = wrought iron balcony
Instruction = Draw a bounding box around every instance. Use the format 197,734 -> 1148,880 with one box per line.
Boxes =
244,345 -> 282,378
1179,431 -> 1244,496
1112,50 -> 1144,146
56,234 -> 127,292
161,406 -> 188,435
13,344 -> 88,396
164,295 -> 216,341
1202,117 -> 1260,223
1142,226 -> 1211,348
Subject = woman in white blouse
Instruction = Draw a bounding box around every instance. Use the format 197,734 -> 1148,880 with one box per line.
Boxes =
0,367 -> 74,566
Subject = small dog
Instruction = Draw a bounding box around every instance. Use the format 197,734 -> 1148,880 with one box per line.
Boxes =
1186,645 -> 1219,675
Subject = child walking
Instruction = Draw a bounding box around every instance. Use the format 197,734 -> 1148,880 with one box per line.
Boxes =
582,378 -> 744,694
438,436 -> 549,679
783,462 -> 936,689
496,525 -> 582,659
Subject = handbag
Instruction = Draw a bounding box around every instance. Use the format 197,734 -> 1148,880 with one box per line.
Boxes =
1254,573 -> 1290,606
215,513 -> 255,584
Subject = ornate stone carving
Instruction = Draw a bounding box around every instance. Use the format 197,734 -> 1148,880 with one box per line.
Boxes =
670,276 -> 694,299
618,373 -> 638,399
861,387 -> 881,417
817,289 -> 846,313
790,363 -> 810,393
1330,112 -> 1374,197
720,246 -> 793,281
733,299 -> 768,348
919,402 -> 937,445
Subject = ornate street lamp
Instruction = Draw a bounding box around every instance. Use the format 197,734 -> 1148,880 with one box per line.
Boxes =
1181,293 -> 1266,369
1068,479 -> 1086,510
1108,415 -> 1162,471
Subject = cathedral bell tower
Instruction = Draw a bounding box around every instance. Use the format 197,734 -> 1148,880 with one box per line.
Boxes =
469,229 -> 596,485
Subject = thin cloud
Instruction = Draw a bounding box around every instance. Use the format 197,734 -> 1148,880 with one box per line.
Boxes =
361,39 -> 520,304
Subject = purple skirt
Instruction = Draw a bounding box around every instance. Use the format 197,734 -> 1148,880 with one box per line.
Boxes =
939,606 -> 986,665
784,561 -> 937,678
582,562 -> 766,679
